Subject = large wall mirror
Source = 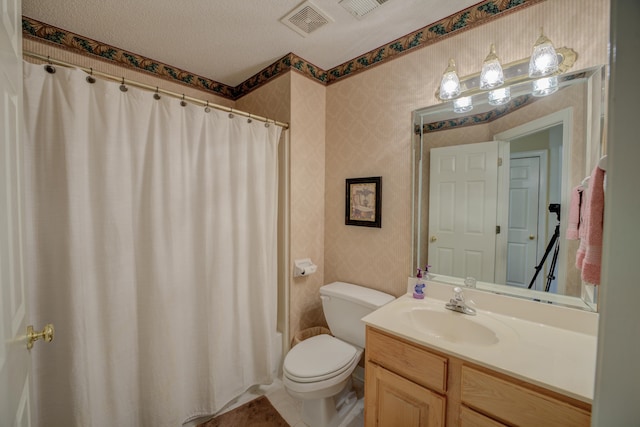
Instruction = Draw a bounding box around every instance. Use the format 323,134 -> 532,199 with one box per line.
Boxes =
412,65 -> 606,311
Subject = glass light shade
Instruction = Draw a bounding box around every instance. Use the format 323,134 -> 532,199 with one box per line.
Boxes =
479,44 -> 504,89
488,87 -> 510,105
453,96 -> 473,113
532,76 -> 559,97
528,29 -> 559,78
439,59 -> 461,100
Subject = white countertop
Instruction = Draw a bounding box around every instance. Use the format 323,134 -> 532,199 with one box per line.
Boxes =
362,279 -> 598,403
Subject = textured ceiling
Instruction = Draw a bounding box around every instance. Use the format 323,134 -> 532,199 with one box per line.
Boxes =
22,0 -> 480,87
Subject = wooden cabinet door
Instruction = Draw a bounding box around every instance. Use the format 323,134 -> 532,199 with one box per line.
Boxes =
366,362 -> 445,427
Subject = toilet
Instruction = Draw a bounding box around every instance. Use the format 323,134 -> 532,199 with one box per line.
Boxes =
283,282 -> 395,427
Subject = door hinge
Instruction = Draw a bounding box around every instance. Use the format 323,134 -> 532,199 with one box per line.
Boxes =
496,225 -> 501,234
498,157 -> 503,166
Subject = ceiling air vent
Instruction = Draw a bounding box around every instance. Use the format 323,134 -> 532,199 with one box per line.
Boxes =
339,0 -> 389,19
280,1 -> 333,38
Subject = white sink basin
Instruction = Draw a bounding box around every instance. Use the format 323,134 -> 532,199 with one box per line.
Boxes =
361,284 -> 598,403
402,304 -> 517,346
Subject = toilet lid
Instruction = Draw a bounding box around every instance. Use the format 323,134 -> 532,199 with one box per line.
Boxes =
284,335 -> 358,383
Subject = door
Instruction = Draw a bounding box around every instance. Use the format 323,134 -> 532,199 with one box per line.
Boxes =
506,155 -> 543,289
366,363 -> 445,427
428,141 -> 498,282
1,0 -> 31,425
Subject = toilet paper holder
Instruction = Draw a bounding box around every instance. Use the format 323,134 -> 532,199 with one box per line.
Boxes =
294,258 -> 317,277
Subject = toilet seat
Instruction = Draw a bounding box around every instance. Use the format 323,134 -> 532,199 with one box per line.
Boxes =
284,335 -> 359,383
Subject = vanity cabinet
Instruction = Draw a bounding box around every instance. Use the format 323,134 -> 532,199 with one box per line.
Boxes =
365,326 -> 591,427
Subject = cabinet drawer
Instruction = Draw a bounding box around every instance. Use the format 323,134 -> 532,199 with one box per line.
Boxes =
460,406 -> 506,427
461,366 -> 590,427
366,327 -> 447,393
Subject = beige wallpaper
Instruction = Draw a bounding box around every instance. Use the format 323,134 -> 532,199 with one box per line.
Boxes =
287,73 -> 327,340
239,72 -> 327,343
325,0 -> 610,298
236,74 -> 293,340
236,73 -> 291,125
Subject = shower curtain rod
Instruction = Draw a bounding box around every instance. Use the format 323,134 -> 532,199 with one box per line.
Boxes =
22,51 -> 290,130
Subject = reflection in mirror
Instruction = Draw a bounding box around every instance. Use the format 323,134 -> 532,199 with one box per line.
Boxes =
412,65 -> 606,311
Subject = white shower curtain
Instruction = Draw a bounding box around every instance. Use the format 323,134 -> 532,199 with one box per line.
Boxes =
22,61 -> 282,426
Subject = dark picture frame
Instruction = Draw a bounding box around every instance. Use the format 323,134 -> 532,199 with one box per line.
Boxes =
345,177 -> 382,228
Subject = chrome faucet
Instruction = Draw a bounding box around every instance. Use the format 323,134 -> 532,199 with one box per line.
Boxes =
445,287 -> 476,315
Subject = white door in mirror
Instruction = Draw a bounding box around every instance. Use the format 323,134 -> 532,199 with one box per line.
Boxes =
507,156 -> 543,289
428,141 -> 499,282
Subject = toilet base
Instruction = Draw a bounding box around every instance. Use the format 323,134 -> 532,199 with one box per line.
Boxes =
301,380 -> 358,427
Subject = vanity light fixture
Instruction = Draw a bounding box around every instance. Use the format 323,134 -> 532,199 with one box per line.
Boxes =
528,28 -> 559,78
479,44 -> 504,89
439,59 -> 461,100
435,32 -> 577,109
532,75 -> 559,97
488,87 -> 511,106
453,96 -> 473,113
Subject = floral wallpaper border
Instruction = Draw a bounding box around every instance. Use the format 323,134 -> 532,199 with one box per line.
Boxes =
418,94 -> 536,134
22,16 -> 238,99
326,0 -> 545,83
22,0 -> 543,100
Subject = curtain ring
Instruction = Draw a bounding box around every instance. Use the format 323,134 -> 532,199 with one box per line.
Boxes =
180,94 -> 187,107
119,77 -> 128,92
247,113 -> 253,124
153,87 -> 161,100
228,108 -> 235,119
44,56 -> 56,74
204,101 -> 211,113
86,67 -> 96,84
264,119 -> 270,128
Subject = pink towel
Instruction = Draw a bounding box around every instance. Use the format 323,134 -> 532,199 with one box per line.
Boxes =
566,185 -> 583,240
575,166 -> 605,285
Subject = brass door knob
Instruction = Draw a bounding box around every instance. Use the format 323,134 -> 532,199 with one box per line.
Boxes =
430,236 -> 437,243
529,235 -> 535,240
27,324 -> 54,350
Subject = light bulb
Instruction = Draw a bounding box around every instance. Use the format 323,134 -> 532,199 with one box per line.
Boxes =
439,59 -> 461,100
529,28 -> 559,78
480,44 -> 504,90
453,96 -> 473,113
532,76 -> 558,97
488,87 -> 511,105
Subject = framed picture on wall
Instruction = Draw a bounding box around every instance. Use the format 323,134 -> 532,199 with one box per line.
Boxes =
345,177 -> 382,228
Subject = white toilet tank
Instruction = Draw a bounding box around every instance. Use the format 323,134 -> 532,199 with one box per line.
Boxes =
320,282 -> 395,349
